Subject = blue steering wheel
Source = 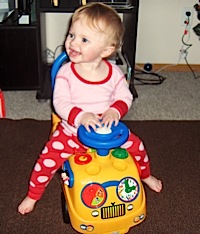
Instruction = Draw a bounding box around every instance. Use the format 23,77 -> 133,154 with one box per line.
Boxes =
78,121 -> 129,156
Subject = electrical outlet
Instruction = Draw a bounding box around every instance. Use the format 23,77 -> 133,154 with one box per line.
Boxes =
181,7 -> 194,29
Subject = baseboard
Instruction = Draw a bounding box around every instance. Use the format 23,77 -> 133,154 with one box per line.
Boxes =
135,64 -> 200,72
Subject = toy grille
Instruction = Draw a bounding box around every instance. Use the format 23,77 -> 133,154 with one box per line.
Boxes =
101,203 -> 126,219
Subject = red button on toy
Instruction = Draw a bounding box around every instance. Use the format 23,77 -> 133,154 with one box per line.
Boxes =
74,153 -> 92,165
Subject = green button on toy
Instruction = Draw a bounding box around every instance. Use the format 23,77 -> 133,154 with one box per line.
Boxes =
112,148 -> 128,159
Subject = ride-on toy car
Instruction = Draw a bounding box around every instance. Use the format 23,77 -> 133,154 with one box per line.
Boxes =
51,52 -> 146,234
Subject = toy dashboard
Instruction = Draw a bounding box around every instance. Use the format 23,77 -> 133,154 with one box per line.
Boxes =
62,147 -> 146,234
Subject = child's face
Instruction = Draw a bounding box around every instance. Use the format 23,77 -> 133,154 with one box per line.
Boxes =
65,18 -> 112,64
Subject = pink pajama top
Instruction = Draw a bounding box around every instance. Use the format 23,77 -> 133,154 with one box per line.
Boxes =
53,60 -> 133,134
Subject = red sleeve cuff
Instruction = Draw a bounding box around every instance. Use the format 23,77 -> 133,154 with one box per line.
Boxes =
110,100 -> 128,118
68,107 -> 83,126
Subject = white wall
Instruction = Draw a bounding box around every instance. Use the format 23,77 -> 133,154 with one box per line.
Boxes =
45,13 -> 72,61
44,0 -> 200,64
136,0 -> 200,65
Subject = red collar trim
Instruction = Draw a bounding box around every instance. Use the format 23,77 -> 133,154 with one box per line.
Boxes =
71,60 -> 112,84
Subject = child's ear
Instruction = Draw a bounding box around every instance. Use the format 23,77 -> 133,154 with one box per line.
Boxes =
101,46 -> 115,58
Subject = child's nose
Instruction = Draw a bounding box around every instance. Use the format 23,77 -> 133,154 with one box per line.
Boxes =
70,38 -> 78,47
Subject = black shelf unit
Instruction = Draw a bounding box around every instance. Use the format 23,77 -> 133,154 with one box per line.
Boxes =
0,5 -> 42,91
0,0 -> 139,99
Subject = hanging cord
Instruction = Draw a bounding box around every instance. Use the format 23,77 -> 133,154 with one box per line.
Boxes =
181,17 -> 200,79
184,56 -> 200,79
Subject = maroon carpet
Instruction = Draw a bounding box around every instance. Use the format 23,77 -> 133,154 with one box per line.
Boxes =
0,119 -> 199,234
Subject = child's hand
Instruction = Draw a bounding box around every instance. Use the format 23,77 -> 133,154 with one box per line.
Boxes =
101,109 -> 119,129
79,112 -> 102,132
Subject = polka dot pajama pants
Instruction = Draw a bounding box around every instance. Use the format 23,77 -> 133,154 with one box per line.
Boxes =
27,123 -> 150,200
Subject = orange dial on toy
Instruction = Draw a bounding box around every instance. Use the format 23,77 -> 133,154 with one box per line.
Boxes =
81,183 -> 107,208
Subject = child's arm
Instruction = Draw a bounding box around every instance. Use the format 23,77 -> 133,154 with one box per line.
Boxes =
100,65 -> 133,128
109,67 -> 133,117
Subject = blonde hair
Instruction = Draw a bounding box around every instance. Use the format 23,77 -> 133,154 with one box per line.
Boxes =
71,2 -> 124,50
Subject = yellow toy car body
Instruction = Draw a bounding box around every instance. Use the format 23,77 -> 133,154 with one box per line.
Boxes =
62,147 -> 146,234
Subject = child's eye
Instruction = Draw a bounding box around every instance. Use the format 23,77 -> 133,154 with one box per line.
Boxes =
68,33 -> 74,39
82,38 -> 88,43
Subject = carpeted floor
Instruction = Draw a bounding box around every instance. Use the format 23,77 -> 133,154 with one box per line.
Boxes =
0,119 -> 200,234
3,72 -> 200,121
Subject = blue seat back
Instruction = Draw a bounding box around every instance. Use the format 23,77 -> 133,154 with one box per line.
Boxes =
51,51 -> 68,90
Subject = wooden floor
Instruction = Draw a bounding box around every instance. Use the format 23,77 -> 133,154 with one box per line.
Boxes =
136,63 -> 200,72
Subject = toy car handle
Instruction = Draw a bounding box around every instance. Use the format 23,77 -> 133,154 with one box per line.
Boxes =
78,121 -> 129,156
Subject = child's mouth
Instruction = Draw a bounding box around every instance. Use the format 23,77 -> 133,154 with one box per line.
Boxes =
69,49 -> 81,57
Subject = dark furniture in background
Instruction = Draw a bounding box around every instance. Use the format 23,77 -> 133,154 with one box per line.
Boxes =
0,11 -> 41,90
0,0 -> 139,100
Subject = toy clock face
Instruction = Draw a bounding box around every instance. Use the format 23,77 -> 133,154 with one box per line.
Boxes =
117,177 -> 139,202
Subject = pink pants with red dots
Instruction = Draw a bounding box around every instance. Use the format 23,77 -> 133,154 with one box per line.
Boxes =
27,123 -> 150,200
